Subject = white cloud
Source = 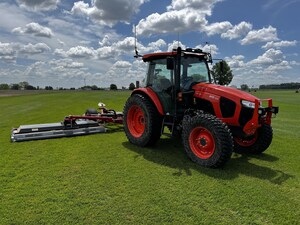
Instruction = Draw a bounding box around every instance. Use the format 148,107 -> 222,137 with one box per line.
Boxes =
135,0 -> 248,39
167,0 -> 222,12
97,37 -> 167,59
221,22 -> 253,40
265,61 -> 291,74
55,46 -> 97,59
204,21 -> 233,36
49,59 -> 84,69
224,55 -> 246,68
148,39 -> 167,51
113,61 -> 132,68
136,8 -> 208,36
99,35 -> 111,47
240,26 -> 279,45
12,22 -> 54,38
249,48 -> 284,66
19,43 -> 51,54
23,61 -> 46,78
262,40 -> 297,49
96,46 -> 115,59
66,46 -> 96,58
167,40 -> 186,52
17,0 -> 60,11
228,47 -> 297,87
0,42 -> 18,63
0,41 -> 52,63
70,0 -> 146,26
53,36 -> 167,62
195,44 -> 219,56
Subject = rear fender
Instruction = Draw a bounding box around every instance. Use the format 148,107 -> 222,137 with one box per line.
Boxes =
131,88 -> 165,115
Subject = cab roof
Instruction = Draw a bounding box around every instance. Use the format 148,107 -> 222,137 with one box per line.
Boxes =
142,48 -> 209,62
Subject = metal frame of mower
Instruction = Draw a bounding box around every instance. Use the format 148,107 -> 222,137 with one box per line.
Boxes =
11,103 -> 123,142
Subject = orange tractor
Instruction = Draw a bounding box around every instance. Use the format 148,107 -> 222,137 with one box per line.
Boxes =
123,47 -> 278,168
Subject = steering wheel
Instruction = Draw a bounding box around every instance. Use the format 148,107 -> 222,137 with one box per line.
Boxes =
182,77 -> 194,90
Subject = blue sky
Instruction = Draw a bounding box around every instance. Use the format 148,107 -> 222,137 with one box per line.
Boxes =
0,0 -> 299,88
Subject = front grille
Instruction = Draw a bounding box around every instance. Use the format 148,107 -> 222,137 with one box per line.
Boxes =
220,97 -> 236,118
239,107 -> 254,126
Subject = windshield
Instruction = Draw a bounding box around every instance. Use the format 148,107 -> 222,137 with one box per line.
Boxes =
180,57 -> 210,87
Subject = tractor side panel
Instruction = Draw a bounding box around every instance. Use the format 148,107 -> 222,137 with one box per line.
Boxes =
194,90 -> 241,126
131,88 -> 165,115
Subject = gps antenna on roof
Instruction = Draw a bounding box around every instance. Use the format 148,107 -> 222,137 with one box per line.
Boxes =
134,25 -> 142,58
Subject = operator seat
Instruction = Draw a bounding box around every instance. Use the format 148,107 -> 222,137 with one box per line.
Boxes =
159,78 -> 172,91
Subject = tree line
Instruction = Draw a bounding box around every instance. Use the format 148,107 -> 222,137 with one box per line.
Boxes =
0,82 -> 39,90
0,82 -> 137,91
259,83 -> 300,90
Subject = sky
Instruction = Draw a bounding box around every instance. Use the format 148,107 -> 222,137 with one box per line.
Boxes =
0,0 -> 299,89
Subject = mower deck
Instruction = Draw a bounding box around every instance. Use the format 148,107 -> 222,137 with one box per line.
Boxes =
11,102 -> 123,142
11,120 -> 106,142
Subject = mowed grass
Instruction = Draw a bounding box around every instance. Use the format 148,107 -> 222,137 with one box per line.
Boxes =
0,90 -> 299,224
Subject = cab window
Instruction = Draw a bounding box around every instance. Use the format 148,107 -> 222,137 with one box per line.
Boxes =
147,59 -> 173,92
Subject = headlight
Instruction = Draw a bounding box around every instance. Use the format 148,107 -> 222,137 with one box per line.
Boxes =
241,100 -> 256,108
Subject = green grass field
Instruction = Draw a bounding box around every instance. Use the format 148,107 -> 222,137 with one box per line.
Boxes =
0,90 -> 299,224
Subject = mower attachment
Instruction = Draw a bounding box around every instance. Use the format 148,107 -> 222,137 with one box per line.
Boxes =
11,120 -> 106,142
11,102 -> 123,142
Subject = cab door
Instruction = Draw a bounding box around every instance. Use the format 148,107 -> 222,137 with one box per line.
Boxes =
146,59 -> 174,114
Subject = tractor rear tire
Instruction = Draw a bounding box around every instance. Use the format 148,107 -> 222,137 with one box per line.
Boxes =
182,113 -> 233,168
234,124 -> 273,154
123,94 -> 162,147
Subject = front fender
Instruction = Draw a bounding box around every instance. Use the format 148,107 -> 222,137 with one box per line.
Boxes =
131,88 -> 164,115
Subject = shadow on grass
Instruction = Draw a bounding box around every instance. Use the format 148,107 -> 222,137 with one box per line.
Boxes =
122,137 -> 294,185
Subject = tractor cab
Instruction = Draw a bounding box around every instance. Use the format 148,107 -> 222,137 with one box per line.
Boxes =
142,48 -> 212,114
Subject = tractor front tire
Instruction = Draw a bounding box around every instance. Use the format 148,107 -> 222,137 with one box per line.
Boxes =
123,94 -> 162,147
234,124 -> 273,154
182,113 -> 233,168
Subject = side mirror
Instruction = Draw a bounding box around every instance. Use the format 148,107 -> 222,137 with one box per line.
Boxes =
167,57 -> 174,70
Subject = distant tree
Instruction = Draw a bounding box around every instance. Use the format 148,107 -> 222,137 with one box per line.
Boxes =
80,86 -> 91,90
10,83 -> 20,90
241,84 -> 249,91
0,83 -> 9,90
129,83 -> 135,90
211,61 -> 233,85
45,86 -> 53,90
91,85 -> 99,90
110,84 -> 117,90
26,85 -> 36,90
19,81 -> 29,89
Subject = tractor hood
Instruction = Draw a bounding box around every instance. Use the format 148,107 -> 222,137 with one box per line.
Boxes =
192,83 -> 259,102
